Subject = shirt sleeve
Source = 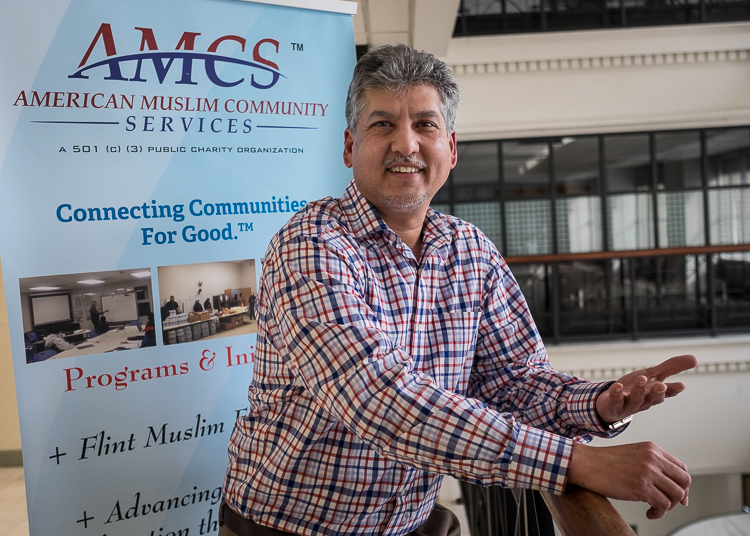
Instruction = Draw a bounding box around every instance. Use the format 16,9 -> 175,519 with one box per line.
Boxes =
466,250 -> 621,441
261,227 -> 595,494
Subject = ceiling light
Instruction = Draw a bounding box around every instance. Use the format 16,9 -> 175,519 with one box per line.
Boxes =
77,279 -> 105,285
29,286 -> 60,291
131,271 -> 151,278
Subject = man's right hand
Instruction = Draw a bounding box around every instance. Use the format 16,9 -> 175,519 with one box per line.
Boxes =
567,442 -> 690,519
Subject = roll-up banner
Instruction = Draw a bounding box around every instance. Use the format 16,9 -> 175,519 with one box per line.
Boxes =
0,0 -> 356,534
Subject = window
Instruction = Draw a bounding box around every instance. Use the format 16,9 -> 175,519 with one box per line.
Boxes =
454,0 -> 750,36
434,127 -> 750,340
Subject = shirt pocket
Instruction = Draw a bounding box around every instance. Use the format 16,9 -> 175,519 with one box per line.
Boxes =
422,310 -> 481,392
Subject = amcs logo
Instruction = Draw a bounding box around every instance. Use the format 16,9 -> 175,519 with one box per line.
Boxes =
68,23 -> 282,89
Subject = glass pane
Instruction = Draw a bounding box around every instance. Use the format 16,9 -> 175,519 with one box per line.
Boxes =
505,199 -> 552,256
635,256 -> 711,332
430,203 -> 450,215
509,263 -> 552,338
502,140 -> 550,199
557,260 -> 630,337
706,128 -> 750,187
505,199 -> 552,255
556,197 -> 602,253
453,202 -> 503,248
453,183 -> 497,202
655,131 -> 702,190
709,188 -> 750,245
605,134 -> 651,193
432,181 -> 450,204
657,191 -> 705,247
714,252 -> 750,329
554,136 -> 599,196
453,142 -> 499,185
607,193 -> 654,250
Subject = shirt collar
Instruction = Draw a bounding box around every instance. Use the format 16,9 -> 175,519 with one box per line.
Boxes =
339,179 -> 451,254
339,179 -> 391,239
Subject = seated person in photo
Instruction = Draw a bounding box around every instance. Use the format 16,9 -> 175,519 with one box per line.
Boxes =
204,298 -> 212,310
142,312 -> 156,347
97,316 -> 110,334
193,299 -> 204,313
44,333 -> 74,353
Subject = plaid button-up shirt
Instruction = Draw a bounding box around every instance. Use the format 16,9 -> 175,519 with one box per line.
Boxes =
223,180 -> 614,536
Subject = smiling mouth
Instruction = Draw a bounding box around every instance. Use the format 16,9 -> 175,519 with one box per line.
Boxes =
384,156 -> 427,174
388,165 -> 422,173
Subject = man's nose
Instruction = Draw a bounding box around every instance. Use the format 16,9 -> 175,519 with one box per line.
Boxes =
390,126 -> 419,156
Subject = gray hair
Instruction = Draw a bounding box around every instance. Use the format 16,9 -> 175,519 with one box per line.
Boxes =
345,44 -> 460,133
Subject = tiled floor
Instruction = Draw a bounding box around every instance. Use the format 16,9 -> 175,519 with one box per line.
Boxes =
438,475 -> 472,536
0,467 -> 468,536
0,467 -> 27,536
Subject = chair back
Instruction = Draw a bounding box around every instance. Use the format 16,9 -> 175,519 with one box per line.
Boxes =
26,331 -> 38,342
33,349 -> 57,362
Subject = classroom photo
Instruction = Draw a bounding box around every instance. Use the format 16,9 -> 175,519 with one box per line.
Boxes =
20,268 -> 156,363
157,259 -> 258,346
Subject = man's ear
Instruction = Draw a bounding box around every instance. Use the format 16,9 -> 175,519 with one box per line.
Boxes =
449,130 -> 457,169
343,129 -> 354,169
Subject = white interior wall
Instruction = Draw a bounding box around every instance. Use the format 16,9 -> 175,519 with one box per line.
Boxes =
157,260 -> 256,312
239,260 -> 258,296
548,335 -> 750,474
609,473 -> 745,536
548,336 -> 750,535
444,23 -> 750,140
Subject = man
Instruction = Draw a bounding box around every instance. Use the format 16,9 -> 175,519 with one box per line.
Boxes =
165,295 -> 180,314
89,301 -> 106,331
221,45 -> 694,536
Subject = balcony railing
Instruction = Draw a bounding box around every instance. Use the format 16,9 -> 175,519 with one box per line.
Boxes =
454,0 -> 750,35
543,487 -> 636,536
506,245 -> 750,343
461,483 -> 636,535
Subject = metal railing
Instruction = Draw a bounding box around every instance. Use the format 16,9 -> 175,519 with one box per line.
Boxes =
506,246 -> 750,343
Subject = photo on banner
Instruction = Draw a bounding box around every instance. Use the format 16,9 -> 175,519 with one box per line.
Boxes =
0,0 -> 357,534
158,259 -> 259,346
20,268 -> 154,362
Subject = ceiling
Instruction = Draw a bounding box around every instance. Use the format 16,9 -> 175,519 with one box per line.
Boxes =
351,0 -> 461,57
20,270 -> 152,295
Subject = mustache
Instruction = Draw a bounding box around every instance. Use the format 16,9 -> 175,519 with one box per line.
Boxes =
383,155 -> 427,169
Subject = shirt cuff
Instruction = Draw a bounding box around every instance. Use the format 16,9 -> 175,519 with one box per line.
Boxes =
565,381 -> 624,436
506,424 -> 573,495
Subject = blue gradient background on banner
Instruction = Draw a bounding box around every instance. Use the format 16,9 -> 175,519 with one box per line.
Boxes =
0,1 -> 355,534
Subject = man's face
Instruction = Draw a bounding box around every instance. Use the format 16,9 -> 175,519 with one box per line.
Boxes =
343,85 -> 457,220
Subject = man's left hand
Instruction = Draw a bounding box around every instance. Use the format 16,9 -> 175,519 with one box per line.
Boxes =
596,354 -> 698,425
